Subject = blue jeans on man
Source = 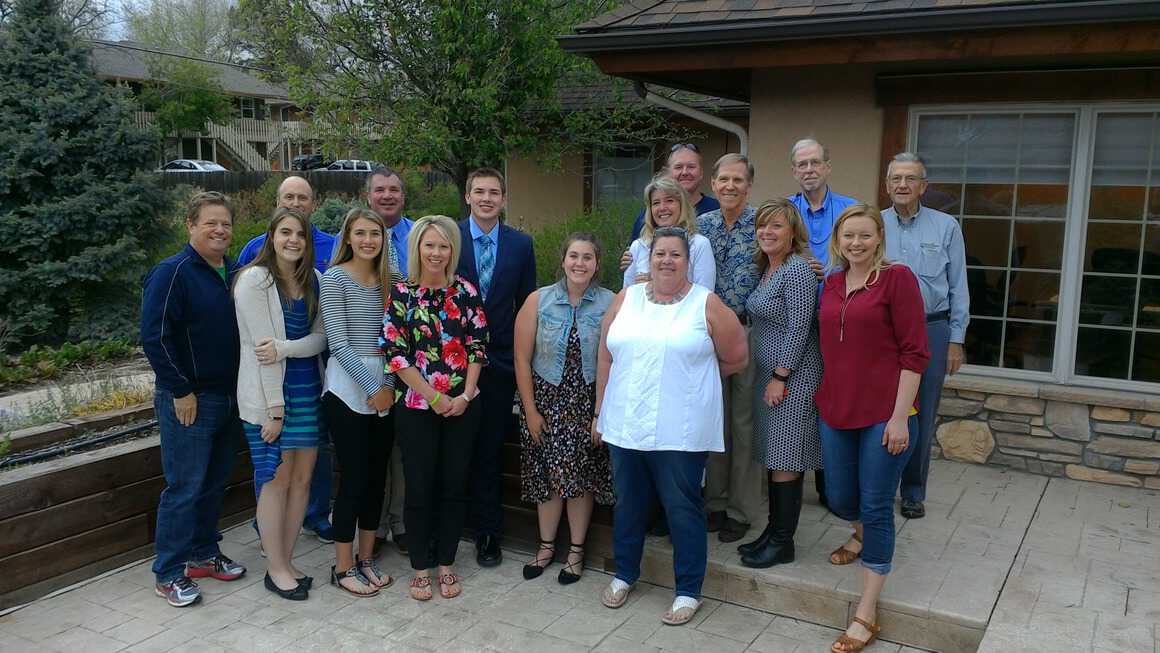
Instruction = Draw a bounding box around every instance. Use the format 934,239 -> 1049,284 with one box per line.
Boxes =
901,318 -> 950,504
819,416 -> 917,576
608,445 -> 708,599
152,388 -> 240,584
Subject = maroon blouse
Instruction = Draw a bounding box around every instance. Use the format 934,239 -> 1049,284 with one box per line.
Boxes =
815,264 -> 930,430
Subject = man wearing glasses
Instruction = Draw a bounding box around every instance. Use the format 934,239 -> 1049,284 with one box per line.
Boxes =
629,143 -> 720,242
786,138 -> 857,510
882,152 -> 969,521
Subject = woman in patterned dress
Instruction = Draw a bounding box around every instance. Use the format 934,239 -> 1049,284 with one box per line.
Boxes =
737,199 -> 824,569
235,208 -> 326,600
513,233 -> 615,584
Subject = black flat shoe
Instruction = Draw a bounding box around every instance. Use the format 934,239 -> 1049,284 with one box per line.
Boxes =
557,543 -> 585,585
522,539 -> 555,580
717,518 -> 750,543
265,572 -> 308,601
296,575 -> 313,590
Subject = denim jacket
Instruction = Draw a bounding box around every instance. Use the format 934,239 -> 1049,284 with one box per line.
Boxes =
532,282 -> 614,386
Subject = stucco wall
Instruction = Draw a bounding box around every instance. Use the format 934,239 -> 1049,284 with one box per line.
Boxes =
504,151 -> 586,231
747,66 -> 884,207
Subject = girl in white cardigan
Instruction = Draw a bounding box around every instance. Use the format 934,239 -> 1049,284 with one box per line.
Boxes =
234,208 -> 326,601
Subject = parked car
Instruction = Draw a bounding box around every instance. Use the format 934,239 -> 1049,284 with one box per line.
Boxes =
291,154 -> 330,171
158,159 -> 228,172
325,159 -> 380,171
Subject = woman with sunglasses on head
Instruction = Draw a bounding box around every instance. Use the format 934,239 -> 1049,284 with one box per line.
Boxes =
622,176 -> 715,291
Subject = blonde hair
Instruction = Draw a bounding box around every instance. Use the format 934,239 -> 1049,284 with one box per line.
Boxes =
641,176 -> 697,243
406,215 -> 461,286
753,199 -> 809,272
828,204 -> 891,285
330,207 -> 400,300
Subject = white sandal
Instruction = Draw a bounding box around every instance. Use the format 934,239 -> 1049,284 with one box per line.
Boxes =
601,578 -> 633,609
661,596 -> 702,626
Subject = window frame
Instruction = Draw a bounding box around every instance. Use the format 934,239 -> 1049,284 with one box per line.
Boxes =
592,144 -> 655,208
908,102 -> 1160,393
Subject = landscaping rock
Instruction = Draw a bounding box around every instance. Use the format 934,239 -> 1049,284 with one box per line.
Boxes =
994,434 -> 1083,455
989,419 -> 1031,435
1124,460 -> 1160,475
1141,413 -> 1160,428
988,452 -> 1027,469
1091,407 -> 1130,422
1039,453 -> 1082,464
984,396 -> 1045,415
1083,451 -> 1125,471
1064,465 -> 1142,487
1045,401 -> 1091,442
938,398 -> 983,417
1092,422 -> 1155,439
1087,437 -> 1160,459
936,420 -> 994,464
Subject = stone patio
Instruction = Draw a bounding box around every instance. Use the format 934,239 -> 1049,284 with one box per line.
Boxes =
1,459 -> 1158,652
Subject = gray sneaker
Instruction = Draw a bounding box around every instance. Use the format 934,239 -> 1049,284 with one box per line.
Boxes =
155,576 -> 201,607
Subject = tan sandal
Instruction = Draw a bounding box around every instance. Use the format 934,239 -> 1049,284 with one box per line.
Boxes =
661,597 -> 702,626
829,531 -> 862,566
601,580 -> 633,608
409,575 -> 432,601
438,573 -> 461,599
831,616 -> 880,652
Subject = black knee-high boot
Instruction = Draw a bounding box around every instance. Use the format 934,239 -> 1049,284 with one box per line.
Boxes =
737,479 -> 776,556
741,476 -> 802,568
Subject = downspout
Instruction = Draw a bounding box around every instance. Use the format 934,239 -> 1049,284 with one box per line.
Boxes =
634,81 -> 748,155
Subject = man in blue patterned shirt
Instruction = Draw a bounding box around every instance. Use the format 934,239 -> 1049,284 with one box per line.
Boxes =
697,153 -> 764,544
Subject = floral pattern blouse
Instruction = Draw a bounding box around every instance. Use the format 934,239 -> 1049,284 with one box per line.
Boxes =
381,276 -> 489,411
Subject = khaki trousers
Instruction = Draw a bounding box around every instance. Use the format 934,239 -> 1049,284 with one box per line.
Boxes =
376,441 -> 406,538
704,327 -> 767,525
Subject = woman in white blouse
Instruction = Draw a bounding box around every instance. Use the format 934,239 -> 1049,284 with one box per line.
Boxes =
622,176 -> 716,291
594,227 -> 747,626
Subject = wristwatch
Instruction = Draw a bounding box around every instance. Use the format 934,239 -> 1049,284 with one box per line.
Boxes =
771,371 -> 790,383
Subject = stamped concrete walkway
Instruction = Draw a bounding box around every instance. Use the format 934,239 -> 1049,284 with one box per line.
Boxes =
2,460 -> 1158,652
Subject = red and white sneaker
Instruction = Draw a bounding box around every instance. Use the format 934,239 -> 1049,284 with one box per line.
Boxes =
186,553 -> 246,581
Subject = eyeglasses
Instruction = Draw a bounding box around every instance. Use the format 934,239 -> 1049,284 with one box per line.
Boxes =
670,143 -> 699,154
653,226 -> 689,238
792,159 -> 828,172
887,175 -> 925,185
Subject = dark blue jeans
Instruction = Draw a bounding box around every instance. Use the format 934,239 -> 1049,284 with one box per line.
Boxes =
819,416 -> 916,576
608,445 -> 708,599
901,318 -> 950,503
153,388 -> 241,584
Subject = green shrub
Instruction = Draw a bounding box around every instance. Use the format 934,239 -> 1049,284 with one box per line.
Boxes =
312,198 -> 350,233
2,339 -> 137,390
527,200 -> 638,292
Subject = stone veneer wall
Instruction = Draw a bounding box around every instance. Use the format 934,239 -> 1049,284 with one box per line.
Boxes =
931,375 -> 1160,489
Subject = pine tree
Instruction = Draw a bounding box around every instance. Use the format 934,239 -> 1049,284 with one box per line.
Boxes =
0,0 -> 173,348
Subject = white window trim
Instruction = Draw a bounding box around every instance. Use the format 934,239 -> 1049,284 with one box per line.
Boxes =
908,101 -> 1160,394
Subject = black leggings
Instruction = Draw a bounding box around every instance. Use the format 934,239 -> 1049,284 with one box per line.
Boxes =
395,400 -> 481,570
324,393 -> 393,544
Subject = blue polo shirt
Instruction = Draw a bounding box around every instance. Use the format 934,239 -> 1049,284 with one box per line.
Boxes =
788,188 -> 858,268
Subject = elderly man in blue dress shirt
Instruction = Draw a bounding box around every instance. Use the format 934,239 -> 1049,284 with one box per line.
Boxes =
786,138 -> 857,510
881,152 -> 969,520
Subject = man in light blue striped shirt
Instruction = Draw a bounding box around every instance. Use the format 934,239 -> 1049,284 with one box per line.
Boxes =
882,152 -> 970,521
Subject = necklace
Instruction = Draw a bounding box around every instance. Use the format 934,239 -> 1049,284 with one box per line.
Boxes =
646,283 -> 689,305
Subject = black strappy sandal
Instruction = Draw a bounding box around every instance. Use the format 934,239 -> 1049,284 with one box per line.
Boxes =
522,539 -> 556,580
558,543 -> 585,585
330,565 -> 379,598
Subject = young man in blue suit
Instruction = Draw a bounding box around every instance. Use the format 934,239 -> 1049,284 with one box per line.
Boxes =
456,167 -> 536,567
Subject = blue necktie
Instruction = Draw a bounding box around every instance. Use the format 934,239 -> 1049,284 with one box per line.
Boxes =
478,235 -> 495,300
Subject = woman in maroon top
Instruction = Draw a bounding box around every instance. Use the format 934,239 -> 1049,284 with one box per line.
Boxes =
815,204 -> 929,653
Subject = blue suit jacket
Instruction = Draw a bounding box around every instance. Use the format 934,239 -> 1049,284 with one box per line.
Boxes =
457,219 -> 536,377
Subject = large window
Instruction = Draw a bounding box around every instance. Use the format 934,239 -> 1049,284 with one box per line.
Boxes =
911,106 -> 1160,388
593,146 -> 653,207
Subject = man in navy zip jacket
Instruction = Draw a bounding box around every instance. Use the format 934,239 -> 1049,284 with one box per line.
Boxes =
456,168 -> 536,567
141,191 -> 247,607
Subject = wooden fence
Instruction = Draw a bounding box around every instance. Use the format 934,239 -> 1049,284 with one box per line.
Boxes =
154,170 -> 455,196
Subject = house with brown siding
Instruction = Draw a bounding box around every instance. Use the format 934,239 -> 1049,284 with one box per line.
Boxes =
559,0 -> 1160,488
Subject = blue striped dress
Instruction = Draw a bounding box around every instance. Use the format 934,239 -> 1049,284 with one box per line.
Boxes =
243,297 -> 325,487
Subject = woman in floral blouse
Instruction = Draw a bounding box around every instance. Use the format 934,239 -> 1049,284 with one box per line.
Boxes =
381,214 -> 488,601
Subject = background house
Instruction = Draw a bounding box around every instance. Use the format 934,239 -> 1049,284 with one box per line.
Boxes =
90,39 -> 316,171
561,0 -> 1160,487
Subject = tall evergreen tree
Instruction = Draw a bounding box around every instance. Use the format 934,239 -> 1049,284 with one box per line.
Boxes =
0,0 -> 172,348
